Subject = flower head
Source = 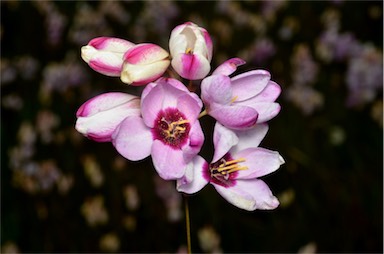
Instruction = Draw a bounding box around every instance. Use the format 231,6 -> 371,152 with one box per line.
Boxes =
112,78 -> 204,180
177,123 -> 284,211
81,37 -> 135,76
75,92 -> 141,142
121,43 -> 170,85
169,22 -> 213,80
201,58 -> 281,129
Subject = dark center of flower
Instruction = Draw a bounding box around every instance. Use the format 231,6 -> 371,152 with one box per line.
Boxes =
152,108 -> 190,149
205,153 -> 248,188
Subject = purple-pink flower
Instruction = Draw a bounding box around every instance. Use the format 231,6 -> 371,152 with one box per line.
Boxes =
201,58 -> 281,130
177,123 -> 284,211
120,43 -> 170,85
112,78 -> 204,180
81,37 -> 135,77
75,92 -> 141,142
169,22 -> 213,80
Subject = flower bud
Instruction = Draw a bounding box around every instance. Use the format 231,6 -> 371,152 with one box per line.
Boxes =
169,22 -> 213,80
81,37 -> 135,76
75,92 -> 140,142
120,43 -> 170,86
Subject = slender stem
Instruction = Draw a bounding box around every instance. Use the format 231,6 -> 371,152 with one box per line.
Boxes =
198,109 -> 207,119
184,195 -> 192,254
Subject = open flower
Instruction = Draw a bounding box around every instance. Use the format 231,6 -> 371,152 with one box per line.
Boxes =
75,92 -> 141,142
169,22 -> 213,80
112,78 -> 204,180
201,59 -> 282,129
121,43 -> 171,85
81,37 -> 135,76
177,122 -> 284,211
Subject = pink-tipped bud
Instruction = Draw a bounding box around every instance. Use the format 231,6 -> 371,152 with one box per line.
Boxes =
81,37 -> 135,76
75,92 -> 140,142
120,43 -> 170,85
169,22 -> 213,80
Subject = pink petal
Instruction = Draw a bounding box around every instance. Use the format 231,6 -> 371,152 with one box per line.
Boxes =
247,102 -> 281,123
212,123 -> 238,163
151,140 -> 187,180
230,124 -> 269,154
123,43 -> 169,65
112,116 -> 152,161
234,147 -> 285,179
171,53 -> 210,80
181,121 -> 204,163
214,179 -> 279,211
141,84 -> 165,127
177,93 -> 203,124
201,74 -> 233,105
209,103 -> 258,130
76,92 -> 139,117
212,58 -> 246,76
177,156 -> 209,194
231,70 -> 271,101
87,51 -> 124,76
88,37 -> 134,52
251,81 -> 282,102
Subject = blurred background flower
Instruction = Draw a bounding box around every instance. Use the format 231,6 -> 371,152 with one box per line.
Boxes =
1,1 -> 382,253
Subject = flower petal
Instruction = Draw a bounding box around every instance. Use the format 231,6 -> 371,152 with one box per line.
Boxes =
151,140 -> 187,180
201,74 -> 233,105
212,123 -> 238,163
76,92 -> 139,117
181,121 -> 204,163
85,50 -> 124,76
87,37 -> 134,52
212,58 -> 246,76
234,147 -> 285,179
177,156 -> 209,194
230,124 -> 269,154
171,53 -> 211,80
123,43 -> 169,65
112,116 -> 152,161
209,103 -> 258,130
251,81 -> 282,103
214,179 -> 279,211
121,59 -> 170,85
248,102 -> 281,123
231,70 -> 271,101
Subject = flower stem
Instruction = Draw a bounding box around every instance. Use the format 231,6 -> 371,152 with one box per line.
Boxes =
184,194 -> 192,254
199,109 -> 207,118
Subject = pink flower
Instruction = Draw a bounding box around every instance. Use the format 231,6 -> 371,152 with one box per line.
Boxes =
81,37 -> 135,76
201,58 -> 282,129
120,43 -> 170,85
75,92 -> 141,142
169,22 -> 213,80
112,78 -> 204,180
177,123 -> 284,211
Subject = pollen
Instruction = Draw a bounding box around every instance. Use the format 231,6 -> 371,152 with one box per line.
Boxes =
210,158 -> 248,179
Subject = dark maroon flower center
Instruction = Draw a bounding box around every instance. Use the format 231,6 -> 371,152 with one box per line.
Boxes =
203,153 -> 247,188
152,108 -> 191,149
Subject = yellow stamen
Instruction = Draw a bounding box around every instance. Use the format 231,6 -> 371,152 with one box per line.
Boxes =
226,166 -> 248,174
230,96 -> 238,103
217,164 -> 239,172
186,48 -> 193,54
219,158 -> 246,168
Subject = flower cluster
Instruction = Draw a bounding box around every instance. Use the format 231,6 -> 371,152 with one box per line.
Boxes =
75,22 -> 284,211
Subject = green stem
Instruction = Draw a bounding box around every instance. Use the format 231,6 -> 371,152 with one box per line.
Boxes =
198,109 -> 207,119
184,195 -> 192,254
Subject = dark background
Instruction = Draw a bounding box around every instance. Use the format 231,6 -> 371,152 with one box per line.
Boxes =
1,1 -> 382,253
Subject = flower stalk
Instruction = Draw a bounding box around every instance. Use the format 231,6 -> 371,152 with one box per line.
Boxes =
184,194 -> 192,254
